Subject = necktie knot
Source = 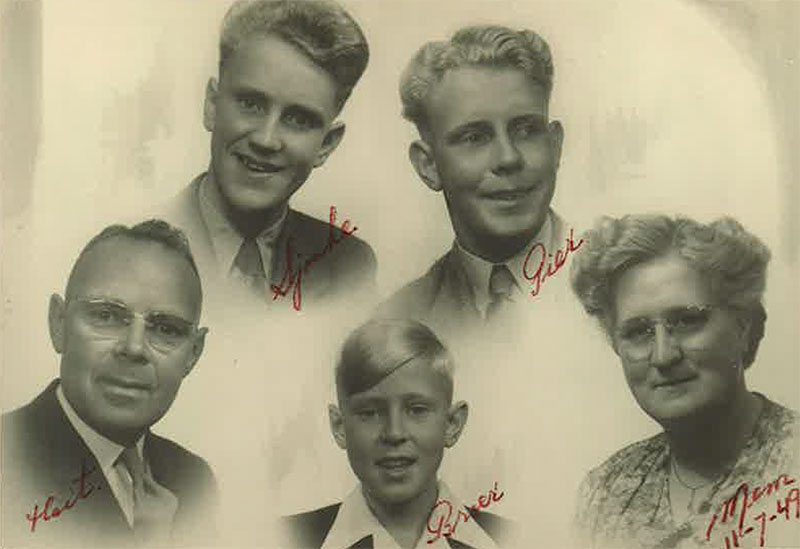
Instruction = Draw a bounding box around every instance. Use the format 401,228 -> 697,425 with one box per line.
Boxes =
234,238 -> 265,278
119,446 -> 145,493
489,264 -> 515,299
117,445 -> 178,544
486,264 -> 516,321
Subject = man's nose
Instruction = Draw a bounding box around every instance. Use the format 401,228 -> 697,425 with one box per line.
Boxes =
650,324 -> 682,368
249,111 -> 284,153
115,317 -> 149,362
380,410 -> 408,445
491,133 -> 523,175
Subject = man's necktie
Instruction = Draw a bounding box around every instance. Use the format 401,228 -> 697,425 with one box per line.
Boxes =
233,238 -> 266,297
118,446 -> 178,545
486,264 -> 516,321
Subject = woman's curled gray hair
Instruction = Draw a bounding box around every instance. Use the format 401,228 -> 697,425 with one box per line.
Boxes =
570,214 -> 771,367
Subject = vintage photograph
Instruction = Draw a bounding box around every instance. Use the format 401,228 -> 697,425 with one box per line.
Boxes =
1,0 -> 798,547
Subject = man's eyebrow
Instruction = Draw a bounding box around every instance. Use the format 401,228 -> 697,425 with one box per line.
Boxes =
510,113 -> 548,126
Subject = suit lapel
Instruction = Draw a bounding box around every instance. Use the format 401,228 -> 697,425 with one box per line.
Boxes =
270,209 -> 336,301
26,382 -> 132,542
428,249 -> 482,331
346,535 -> 374,548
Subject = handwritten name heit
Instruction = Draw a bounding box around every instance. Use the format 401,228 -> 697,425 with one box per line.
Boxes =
270,205 -> 358,311
25,460 -> 99,533
521,228 -> 584,299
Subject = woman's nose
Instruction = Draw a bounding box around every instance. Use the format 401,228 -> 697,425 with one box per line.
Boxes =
650,324 -> 682,367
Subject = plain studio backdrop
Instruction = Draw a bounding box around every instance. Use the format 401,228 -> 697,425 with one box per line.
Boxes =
1,0 -> 799,546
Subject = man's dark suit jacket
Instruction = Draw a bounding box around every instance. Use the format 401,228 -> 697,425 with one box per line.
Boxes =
281,503 -> 513,549
162,175 -> 377,311
378,214 -> 567,341
1,380 -> 218,548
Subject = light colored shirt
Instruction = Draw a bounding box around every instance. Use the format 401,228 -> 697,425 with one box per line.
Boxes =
56,385 -> 145,527
198,174 -> 288,286
321,482 -> 499,549
454,210 -> 554,318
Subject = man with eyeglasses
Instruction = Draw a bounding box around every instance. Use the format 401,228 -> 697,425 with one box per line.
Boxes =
1,220 -> 217,548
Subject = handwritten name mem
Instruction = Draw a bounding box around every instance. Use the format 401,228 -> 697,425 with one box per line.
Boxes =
705,473 -> 797,548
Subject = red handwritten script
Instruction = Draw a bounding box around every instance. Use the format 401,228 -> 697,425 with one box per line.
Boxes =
705,473 -> 797,548
25,460 -> 99,533
270,205 -> 358,311
521,228 -> 584,299
426,481 -> 504,543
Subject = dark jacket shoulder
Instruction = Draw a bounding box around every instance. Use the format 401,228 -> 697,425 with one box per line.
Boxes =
280,503 -> 341,549
285,209 -> 376,272
468,509 -> 516,546
378,249 -> 468,320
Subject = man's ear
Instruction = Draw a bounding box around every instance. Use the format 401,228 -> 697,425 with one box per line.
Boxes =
444,400 -> 469,448
329,404 -> 347,449
183,327 -> 208,377
48,294 -> 67,354
548,119 -> 564,170
203,78 -> 219,133
409,140 -> 442,192
313,121 -> 346,168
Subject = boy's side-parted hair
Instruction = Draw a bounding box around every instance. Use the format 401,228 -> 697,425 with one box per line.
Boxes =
219,0 -> 369,110
400,24 -> 554,135
336,319 -> 455,402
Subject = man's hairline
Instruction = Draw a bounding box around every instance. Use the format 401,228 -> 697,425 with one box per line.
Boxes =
217,31 -> 350,117
411,65 -> 554,144
64,235 -> 204,317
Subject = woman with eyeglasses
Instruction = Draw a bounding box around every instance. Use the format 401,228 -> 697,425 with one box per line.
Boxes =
570,215 -> 799,548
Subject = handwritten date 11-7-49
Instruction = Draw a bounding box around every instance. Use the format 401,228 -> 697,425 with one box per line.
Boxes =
705,474 -> 799,548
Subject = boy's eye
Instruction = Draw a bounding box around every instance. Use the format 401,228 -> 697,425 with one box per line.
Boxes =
355,409 -> 378,420
407,404 -> 431,417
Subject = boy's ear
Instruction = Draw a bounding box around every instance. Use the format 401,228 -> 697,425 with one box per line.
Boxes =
409,140 -> 442,192
48,294 -> 67,354
203,78 -> 219,133
329,404 -> 347,449
313,121 -> 346,168
444,400 -> 469,448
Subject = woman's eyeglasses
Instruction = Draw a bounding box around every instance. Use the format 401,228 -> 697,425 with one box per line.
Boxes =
614,305 -> 715,361
69,298 -> 197,353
